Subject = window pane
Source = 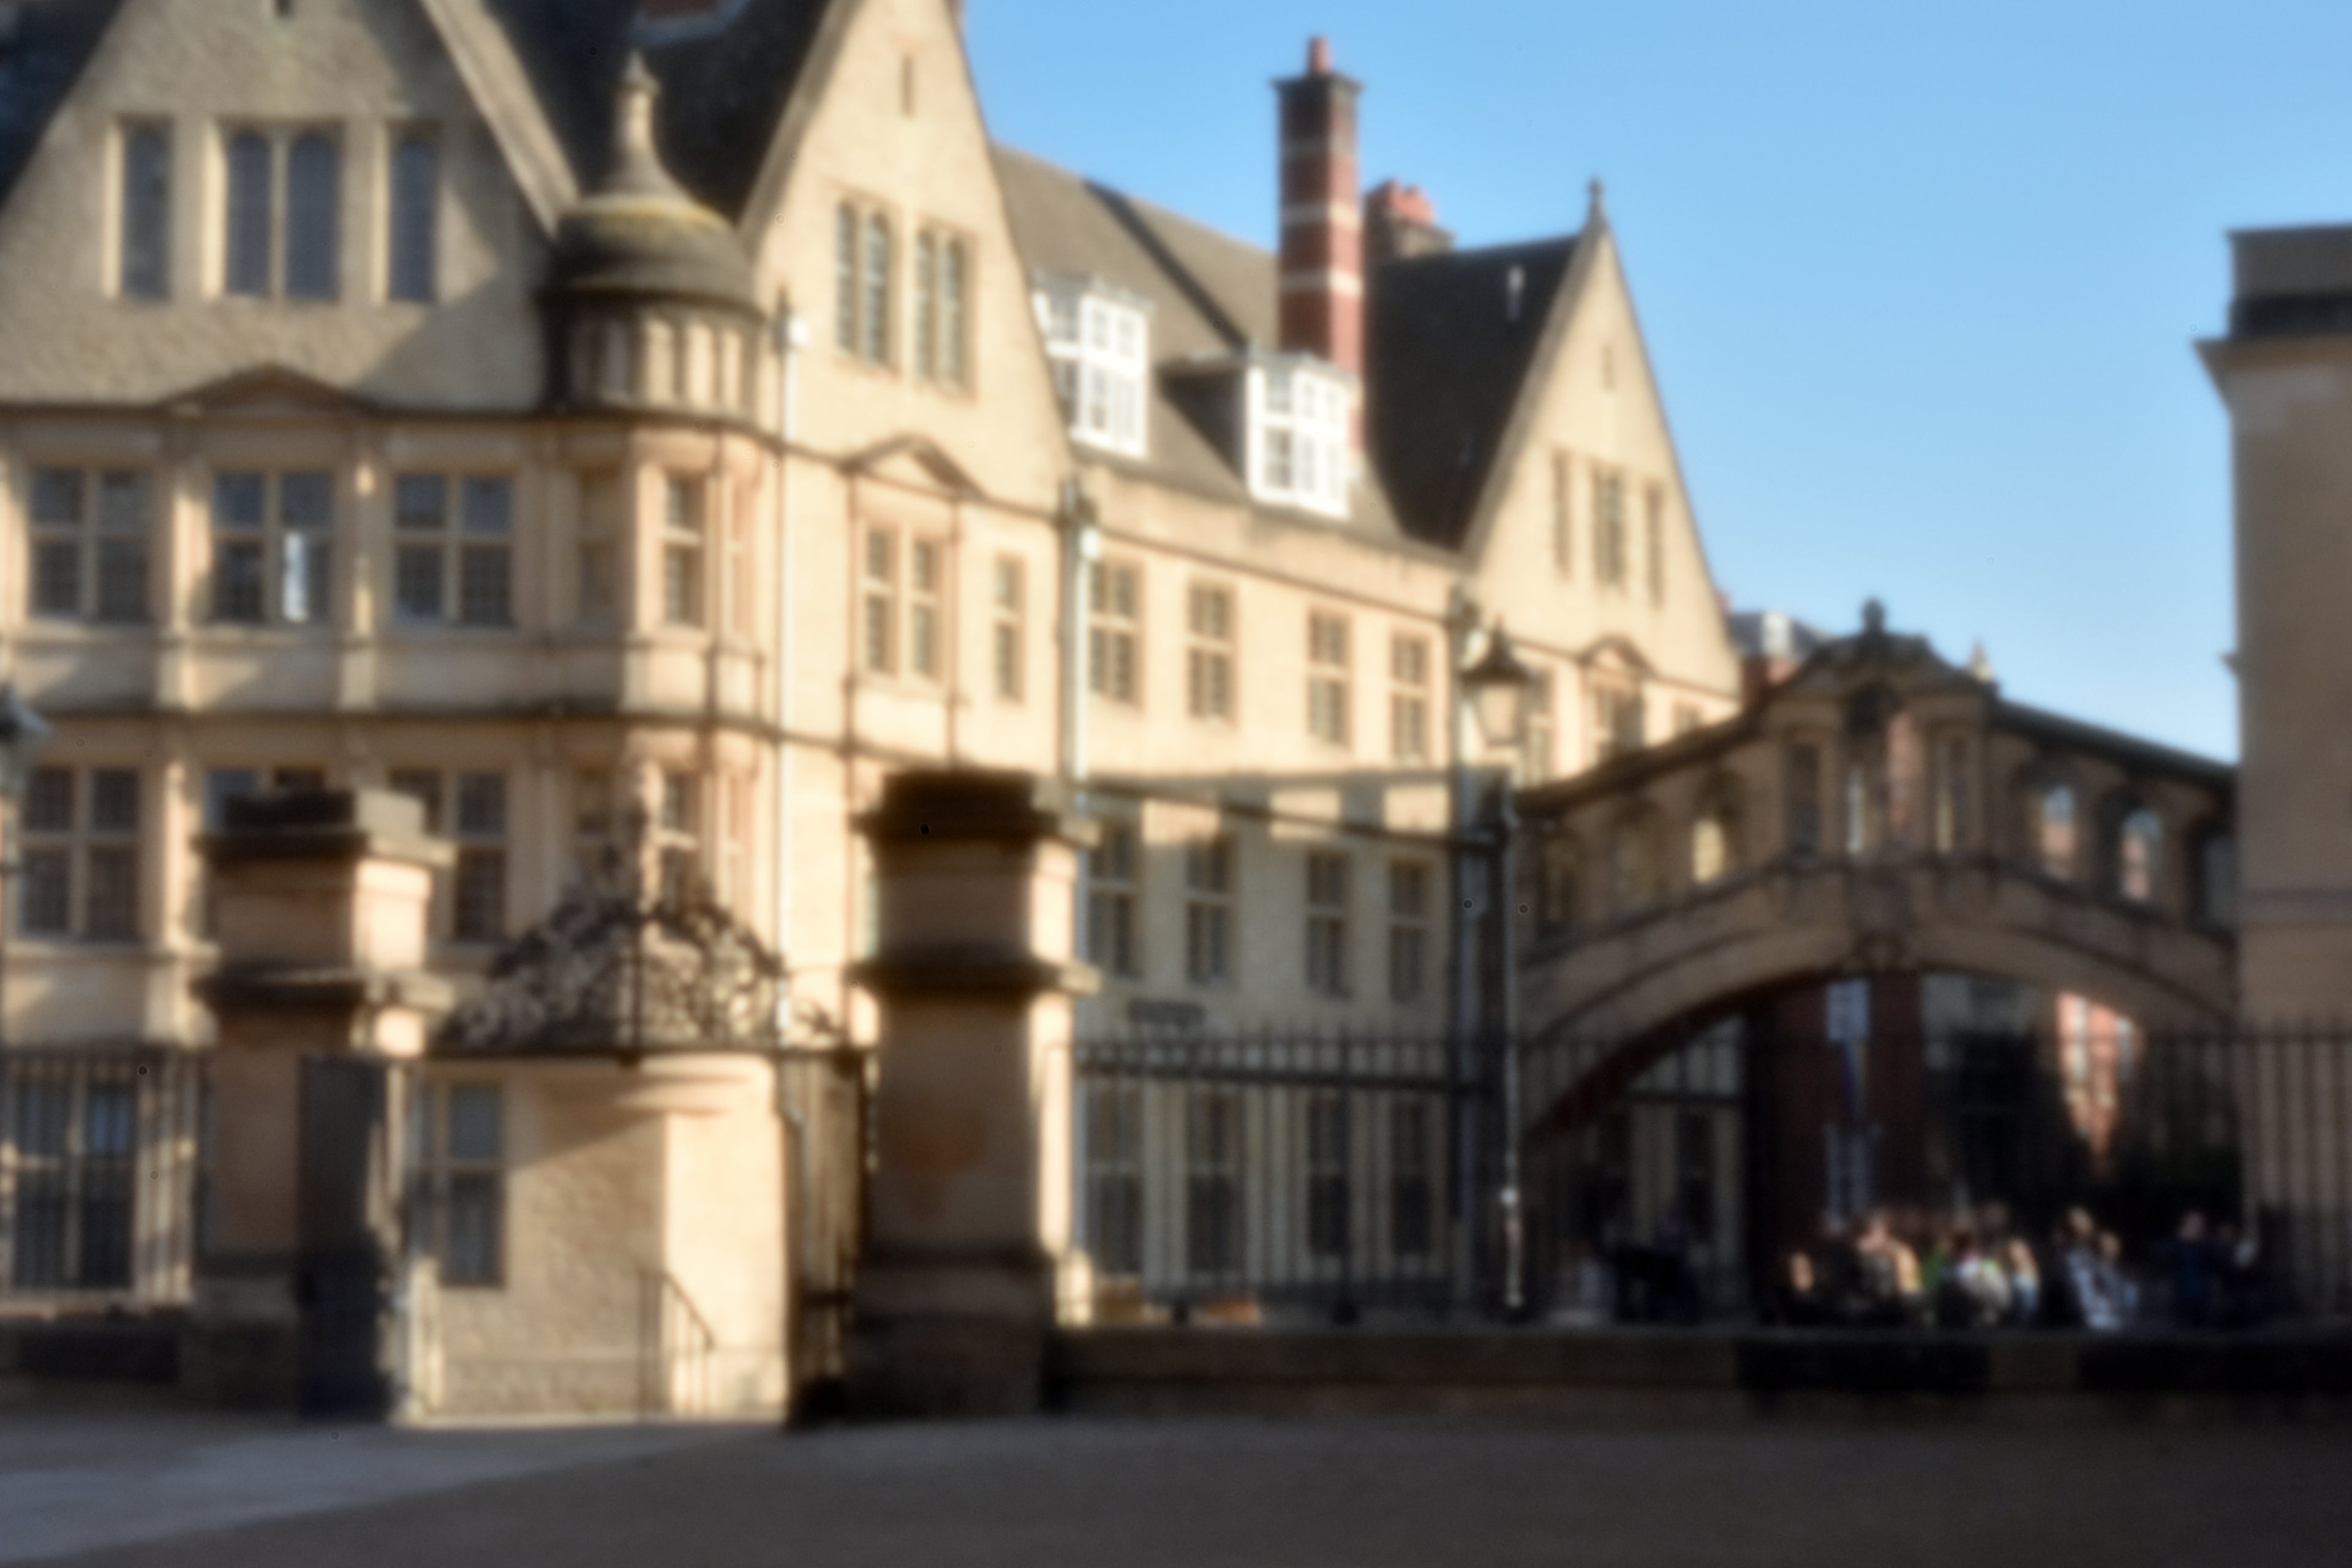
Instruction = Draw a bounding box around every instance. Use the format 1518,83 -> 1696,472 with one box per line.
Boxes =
862,215 -> 892,364
31,468 -> 83,526
94,538 -> 148,622
213,535 -> 265,617
834,204 -> 859,352
225,132 -> 271,296
460,477 -> 513,535
31,541 -> 80,618
284,132 -> 340,300
85,847 -> 140,940
23,769 -> 74,832
19,847 -> 70,935
914,230 -> 938,381
395,474 -> 447,530
443,1172 -> 502,1285
213,472 -> 266,530
90,770 -> 140,834
448,1084 -> 503,1161
121,127 -> 171,299
453,848 -> 506,943
280,532 -> 328,625
458,546 -> 511,627
279,471 -> 333,529
454,772 -> 507,839
95,471 -> 148,532
394,545 -> 445,622
941,239 -> 968,387
665,546 -> 703,626
388,135 -> 437,303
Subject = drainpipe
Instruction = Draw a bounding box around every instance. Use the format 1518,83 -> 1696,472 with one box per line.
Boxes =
772,304 -> 807,1031
1445,587 -> 1481,1308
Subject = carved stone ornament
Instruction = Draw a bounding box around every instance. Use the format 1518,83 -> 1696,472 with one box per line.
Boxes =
436,818 -> 785,1058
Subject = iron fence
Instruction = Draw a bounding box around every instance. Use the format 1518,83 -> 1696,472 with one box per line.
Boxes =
0,1047 -> 205,1307
1074,1032 -> 1485,1323
1075,1023 -> 2352,1330
779,1045 -> 870,1413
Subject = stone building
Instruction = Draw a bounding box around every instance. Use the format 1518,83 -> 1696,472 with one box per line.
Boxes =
2203,222 -> 2352,1022
0,0 -> 1739,1319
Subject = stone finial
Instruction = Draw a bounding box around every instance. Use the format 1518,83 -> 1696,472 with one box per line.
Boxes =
1862,598 -> 1888,636
1587,176 -> 1607,224
1967,640 -> 1996,684
604,52 -> 684,198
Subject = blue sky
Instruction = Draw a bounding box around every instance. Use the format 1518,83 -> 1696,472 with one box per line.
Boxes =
965,0 -> 2352,763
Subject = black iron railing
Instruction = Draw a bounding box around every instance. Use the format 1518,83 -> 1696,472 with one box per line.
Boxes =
0,1047 -> 205,1304
1074,1024 -> 2352,1330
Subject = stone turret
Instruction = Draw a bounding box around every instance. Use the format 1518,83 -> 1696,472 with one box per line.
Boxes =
544,55 -> 763,417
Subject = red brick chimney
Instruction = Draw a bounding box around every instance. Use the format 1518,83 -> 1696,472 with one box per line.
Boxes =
1365,179 -> 1453,265
1275,37 -> 1363,377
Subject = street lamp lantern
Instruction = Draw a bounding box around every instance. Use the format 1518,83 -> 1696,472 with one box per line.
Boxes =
1460,623 -> 1537,752
0,685 -> 52,805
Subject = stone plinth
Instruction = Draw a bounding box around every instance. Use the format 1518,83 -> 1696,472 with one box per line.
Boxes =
847,770 -> 1096,1417
184,790 -> 451,1412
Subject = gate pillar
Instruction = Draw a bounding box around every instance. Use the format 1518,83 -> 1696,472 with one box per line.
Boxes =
848,771 -> 1095,1417
183,790 -> 451,1412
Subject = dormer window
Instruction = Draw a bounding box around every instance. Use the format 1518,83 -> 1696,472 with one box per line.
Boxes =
1036,275 -> 1148,458
1252,363 -> 1349,517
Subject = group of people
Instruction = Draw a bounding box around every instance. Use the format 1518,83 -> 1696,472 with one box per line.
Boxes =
1766,1205 -> 2267,1331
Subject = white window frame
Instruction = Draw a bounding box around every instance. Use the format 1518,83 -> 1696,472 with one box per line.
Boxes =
1037,279 -> 1148,457
1252,363 -> 1349,517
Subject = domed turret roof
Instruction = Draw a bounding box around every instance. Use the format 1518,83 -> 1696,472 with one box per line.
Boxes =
547,55 -> 758,316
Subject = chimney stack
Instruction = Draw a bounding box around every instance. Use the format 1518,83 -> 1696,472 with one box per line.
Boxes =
1275,37 -> 1363,377
1365,180 -> 1454,265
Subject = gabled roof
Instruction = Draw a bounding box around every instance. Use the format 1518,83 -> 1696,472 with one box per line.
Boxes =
997,143 -> 1592,552
0,2 -> 838,232
0,0 -> 127,211
1366,235 -> 1580,547
480,0 -> 837,221
1005,143 -> 1598,549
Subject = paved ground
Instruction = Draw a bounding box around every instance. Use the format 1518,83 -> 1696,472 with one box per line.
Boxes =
11,1412 -> 2352,1567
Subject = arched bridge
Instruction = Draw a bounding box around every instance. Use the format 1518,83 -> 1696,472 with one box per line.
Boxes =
1516,606 -> 2237,1044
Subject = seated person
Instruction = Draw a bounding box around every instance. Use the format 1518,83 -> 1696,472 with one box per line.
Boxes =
1770,1250 -> 1831,1327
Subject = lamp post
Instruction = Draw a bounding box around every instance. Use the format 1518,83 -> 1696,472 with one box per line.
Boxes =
0,684 -> 56,1054
1457,624 -> 1536,1318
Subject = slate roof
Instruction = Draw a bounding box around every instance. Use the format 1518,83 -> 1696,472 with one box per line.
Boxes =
1367,236 -> 1578,547
0,0 -> 127,210
481,0 -> 835,219
996,143 -> 1583,552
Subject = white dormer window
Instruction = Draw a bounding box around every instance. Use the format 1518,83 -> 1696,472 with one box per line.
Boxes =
1036,276 -> 1148,458
1252,363 -> 1349,517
